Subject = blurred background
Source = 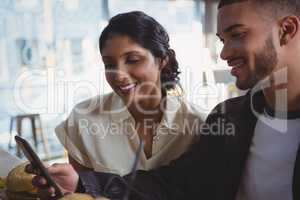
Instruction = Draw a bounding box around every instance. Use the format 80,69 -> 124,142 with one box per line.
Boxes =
0,0 -> 241,162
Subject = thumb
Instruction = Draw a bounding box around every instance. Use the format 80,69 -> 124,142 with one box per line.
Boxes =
47,163 -> 69,175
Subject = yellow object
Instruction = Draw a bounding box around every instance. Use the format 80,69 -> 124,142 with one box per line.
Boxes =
27,187 -> 38,194
0,177 -> 5,189
6,162 -> 35,193
58,193 -> 95,200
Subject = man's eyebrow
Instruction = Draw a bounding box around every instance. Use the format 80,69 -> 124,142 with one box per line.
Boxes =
216,24 -> 245,37
224,24 -> 244,33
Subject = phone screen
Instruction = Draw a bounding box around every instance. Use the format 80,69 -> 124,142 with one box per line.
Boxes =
15,135 -> 64,199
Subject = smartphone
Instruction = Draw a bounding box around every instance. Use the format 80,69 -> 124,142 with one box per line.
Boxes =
14,135 -> 64,199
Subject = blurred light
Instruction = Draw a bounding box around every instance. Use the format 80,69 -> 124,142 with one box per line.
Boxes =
63,0 -> 80,12
14,0 -> 38,10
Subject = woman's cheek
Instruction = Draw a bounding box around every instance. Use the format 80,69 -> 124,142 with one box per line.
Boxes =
105,72 -> 114,86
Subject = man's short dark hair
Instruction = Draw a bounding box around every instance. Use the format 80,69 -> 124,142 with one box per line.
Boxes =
218,0 -> 247,9
218,0 -> 300,18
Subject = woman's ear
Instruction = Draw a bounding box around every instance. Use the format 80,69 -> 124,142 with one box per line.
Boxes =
159,56 -> 169,70
279,15 -> 299,46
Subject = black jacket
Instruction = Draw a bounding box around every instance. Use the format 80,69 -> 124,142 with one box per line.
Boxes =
79,91 -> 300,200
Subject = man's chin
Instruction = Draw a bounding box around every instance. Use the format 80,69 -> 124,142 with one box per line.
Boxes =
234,75 -> 260,91
235,81 -> 252,91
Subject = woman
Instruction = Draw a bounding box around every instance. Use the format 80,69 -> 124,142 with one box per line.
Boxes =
56,11 -> 204,176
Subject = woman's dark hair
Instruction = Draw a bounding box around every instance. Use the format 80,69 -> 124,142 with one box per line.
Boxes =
99,11 -> 180,90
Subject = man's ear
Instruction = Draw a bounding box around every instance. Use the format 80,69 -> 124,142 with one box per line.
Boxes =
159,56 -> 169,70
279,15 -> 299,46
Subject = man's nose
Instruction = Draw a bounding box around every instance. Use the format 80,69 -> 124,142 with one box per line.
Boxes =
220,42 -> 234,61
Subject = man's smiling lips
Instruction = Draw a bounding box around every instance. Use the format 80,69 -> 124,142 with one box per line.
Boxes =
228,58 -> 246,76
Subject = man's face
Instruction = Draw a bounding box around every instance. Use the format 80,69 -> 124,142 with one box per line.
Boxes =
217,2 -> 278,90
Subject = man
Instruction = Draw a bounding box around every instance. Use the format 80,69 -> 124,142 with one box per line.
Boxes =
28,0 -> 300,199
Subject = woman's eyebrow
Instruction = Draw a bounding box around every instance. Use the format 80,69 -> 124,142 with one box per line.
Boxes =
102,50 -> 142,60
122,51 -> 141,56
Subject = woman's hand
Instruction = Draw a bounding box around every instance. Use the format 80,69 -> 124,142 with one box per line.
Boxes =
26,163 -> 79,199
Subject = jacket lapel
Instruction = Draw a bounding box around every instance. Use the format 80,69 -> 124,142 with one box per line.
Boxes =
293,145 -> 300,200
222,91 -> 265,199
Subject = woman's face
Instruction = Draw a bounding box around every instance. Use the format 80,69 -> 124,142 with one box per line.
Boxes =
101,35 -> 164,107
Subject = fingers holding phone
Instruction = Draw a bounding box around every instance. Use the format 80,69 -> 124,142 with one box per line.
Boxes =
25,161 -> 49,175
47,163 -> 79,194
25,163 -> 79,198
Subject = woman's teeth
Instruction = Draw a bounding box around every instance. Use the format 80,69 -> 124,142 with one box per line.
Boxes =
119,83 -> 137,91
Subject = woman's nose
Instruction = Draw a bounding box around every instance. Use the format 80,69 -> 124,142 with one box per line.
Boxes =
115,70 -> 129,82
110,65 -> 130,83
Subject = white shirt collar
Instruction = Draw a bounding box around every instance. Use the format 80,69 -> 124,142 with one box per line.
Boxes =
108,92 -> 183,129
